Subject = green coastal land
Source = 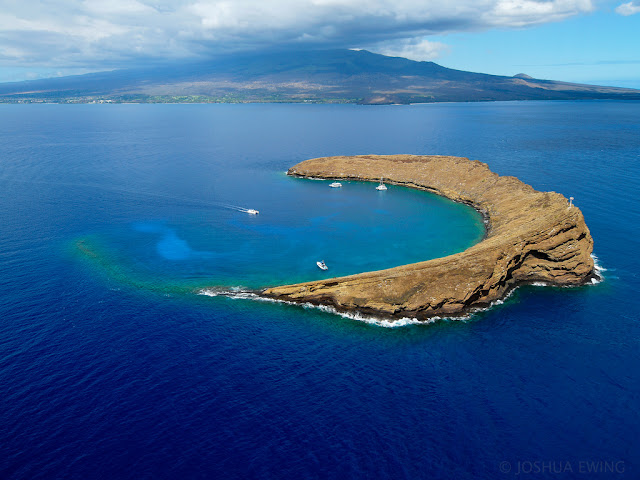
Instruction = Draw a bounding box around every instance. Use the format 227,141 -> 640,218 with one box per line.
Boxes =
2,49 -> 639,105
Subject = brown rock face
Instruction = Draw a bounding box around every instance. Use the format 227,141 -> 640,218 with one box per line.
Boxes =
261,155 -> 595,320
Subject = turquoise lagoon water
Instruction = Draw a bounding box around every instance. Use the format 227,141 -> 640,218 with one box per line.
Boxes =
1,102 -> 638,479
78,176 -> 484,293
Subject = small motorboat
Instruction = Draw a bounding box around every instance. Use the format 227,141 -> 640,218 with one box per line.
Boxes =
317,260 -> 328,270
246,209 -> 259,215
376,178 -> 387,191
329,182 -> 342,188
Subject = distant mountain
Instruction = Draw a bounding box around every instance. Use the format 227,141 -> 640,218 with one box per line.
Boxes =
1,49 -> 639,104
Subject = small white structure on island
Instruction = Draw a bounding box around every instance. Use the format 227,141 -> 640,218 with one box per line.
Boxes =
569,196 -> 574,208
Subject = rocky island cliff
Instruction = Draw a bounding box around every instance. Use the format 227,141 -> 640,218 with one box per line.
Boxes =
261,155 -> 595,320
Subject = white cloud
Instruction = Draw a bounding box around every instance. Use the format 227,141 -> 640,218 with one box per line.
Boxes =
615,1 -> 640,15
0,0 -> 595,71
82,0 -> 157,15
487,0 -> 594,27
372,38 -> 450,62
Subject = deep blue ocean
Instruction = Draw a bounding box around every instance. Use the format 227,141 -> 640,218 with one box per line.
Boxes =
1,101 -> 638,479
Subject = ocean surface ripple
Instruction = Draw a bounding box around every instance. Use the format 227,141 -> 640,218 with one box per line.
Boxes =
1,102 -> 638,479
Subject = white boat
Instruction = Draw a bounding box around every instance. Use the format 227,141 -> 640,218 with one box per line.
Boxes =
246,209 -> 259,215
317,260 -> 328,270
376,178 -> 387,190
329,182 -> 342,188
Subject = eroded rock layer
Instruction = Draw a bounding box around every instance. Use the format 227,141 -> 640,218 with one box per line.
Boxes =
261,155 -> 595,320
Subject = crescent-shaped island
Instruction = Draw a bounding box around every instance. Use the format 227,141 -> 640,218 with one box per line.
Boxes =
260,155 -> 596,321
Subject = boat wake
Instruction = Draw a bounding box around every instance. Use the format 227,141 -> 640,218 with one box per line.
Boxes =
211,202 -> 259,214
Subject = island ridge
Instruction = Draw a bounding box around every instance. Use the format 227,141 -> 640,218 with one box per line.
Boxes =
260,155 -> 595,320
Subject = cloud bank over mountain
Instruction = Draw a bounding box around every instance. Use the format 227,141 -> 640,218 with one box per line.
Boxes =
0,0 -> 594,71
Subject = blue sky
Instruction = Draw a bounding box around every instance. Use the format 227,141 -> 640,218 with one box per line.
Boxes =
0,0 -> 638,87
428,7 -> 640,87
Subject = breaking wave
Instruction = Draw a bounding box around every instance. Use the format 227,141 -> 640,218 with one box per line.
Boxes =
591,254 -> 606,284
197,287 -> 473,328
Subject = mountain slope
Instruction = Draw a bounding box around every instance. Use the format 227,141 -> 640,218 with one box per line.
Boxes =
1,49 -> 639,104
